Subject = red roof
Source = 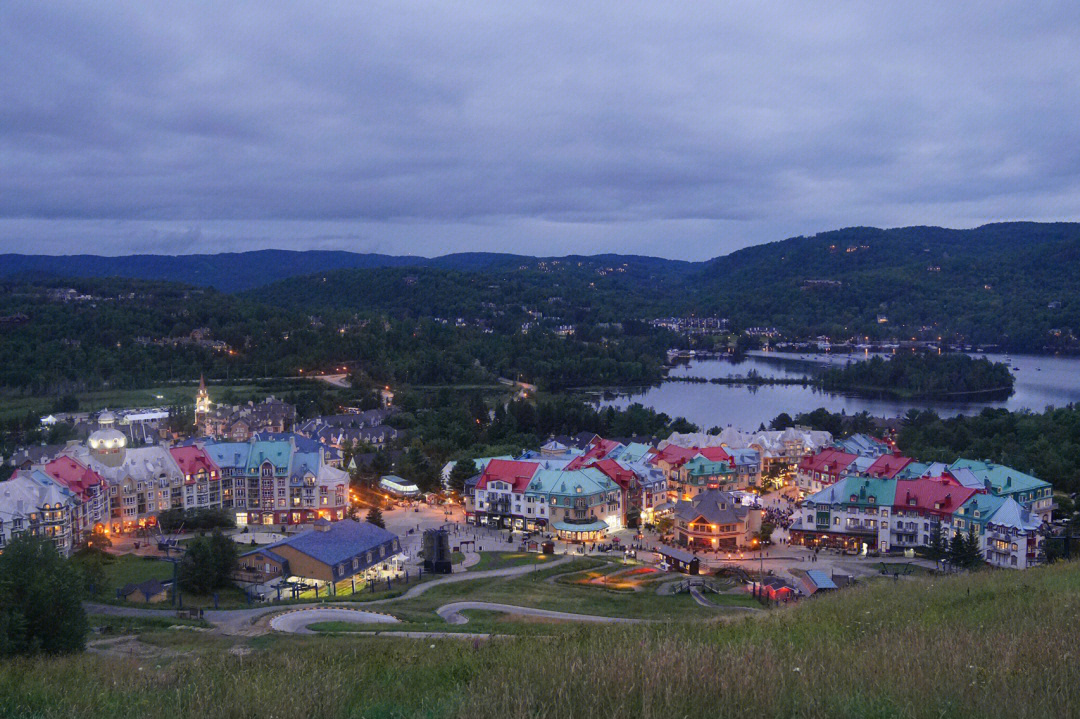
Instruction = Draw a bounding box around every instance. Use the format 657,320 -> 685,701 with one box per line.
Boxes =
864,453 -> 913,479
169,446 -> 220,482
799,448 -> 858,475
696,446 -> 733,463
41,456 -> 103,498
893,478 -> 977,516
476,459 -> 540,492
590,458 -> 637,491
650,445 -> 699,468
565,438 -> 622,470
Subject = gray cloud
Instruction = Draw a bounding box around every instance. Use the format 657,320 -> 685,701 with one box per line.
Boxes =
2,2 -> 1079,260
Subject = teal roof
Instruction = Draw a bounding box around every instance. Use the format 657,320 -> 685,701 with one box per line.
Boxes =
526,467 -> 616,498
683,456 -> 733,477
617,443 -> 651,463
956,493 -> 1007,524
840,476 -> 897,508
949,459 -> 1050,496
246,440 -> 291,474
895,461 -> 929,479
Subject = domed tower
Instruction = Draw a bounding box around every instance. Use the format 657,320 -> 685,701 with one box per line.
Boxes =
88,410 -> 127,468
195,374 -> 211,429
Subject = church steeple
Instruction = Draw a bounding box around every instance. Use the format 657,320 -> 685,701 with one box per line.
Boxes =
195,375 -> 211,428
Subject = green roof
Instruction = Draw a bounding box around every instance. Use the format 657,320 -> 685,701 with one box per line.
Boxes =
949,459 -> 1050,496
956,493 -> 1007,524
526,467 -> 616,498
246,440 -> 291,474
683,456 -> 733,477
895,461 -> 929,479
838,476 -> 897,507
618,443 -> 652,463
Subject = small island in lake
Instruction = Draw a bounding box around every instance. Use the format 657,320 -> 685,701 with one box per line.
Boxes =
820,352 -> 1015,399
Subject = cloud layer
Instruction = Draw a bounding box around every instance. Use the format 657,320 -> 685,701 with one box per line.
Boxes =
2,2 -> 1079,258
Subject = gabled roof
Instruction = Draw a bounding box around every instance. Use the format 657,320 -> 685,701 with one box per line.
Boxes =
799,448 -> 858,475
169,446 -> 219,479
246,440 -> 291,474
948,459 -> 1051,495
590,458 -> 637,490
476,459 -> 541,492
526,467 -> 617,497
650,444 -> 699,468
864,453 -> 914,479
201,441 -> 251,469
120,579 -> 168,599
695,446 -> 733,463
671,489 -> 750,525
41,456 -> 103,497
893,478 -> 977,515
985,497 -> 1042,532
957,493 -> 1007,522
255,520 -> 399,566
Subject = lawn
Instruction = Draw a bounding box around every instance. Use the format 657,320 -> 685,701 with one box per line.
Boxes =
90,554 -> 175,600
3,561 -> 1078,718
467,551 -> 557,572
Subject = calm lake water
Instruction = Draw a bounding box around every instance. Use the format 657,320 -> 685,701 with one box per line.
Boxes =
598,351 -> 1080,431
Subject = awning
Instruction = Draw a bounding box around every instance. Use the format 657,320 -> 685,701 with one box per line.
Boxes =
552,519 -> 608,533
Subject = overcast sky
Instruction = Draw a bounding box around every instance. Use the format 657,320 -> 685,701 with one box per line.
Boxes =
2,2 -> 1079,260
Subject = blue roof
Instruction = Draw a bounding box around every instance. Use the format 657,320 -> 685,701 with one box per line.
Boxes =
202,441 -> 250,469
257,520 -> 399,566
805,570 -> 838,589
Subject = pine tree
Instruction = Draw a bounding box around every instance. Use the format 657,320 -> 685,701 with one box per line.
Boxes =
948,529 -> 966,567
963,524 -> 983,568
366,506 -> 386,528
448,458 -> 478,496
929,525 -> 945,560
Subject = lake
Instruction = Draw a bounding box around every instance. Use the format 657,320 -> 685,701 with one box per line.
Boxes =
597,351 -> 1080,431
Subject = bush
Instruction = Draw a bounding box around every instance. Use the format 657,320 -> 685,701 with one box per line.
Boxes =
0,535 -> 87,656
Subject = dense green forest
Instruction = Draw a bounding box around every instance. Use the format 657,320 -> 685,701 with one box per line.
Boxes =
819,352 -> 1015,398
0,277 -> 670,394
897,406 -> 1080,495
697,223 -> 1080,351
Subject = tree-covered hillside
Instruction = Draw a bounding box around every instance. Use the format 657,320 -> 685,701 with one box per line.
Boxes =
696,222 -> 1080,350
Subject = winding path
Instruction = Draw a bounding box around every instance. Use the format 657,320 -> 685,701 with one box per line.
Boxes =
86,555 -> 579,635
436,601 -> 649,625
268,607 -> 399,634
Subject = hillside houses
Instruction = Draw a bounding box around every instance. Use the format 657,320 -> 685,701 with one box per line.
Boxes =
0,426 -> 350,547
297,410 -> 399,449
789,464 -> 1051,568
199,397 -> 296,441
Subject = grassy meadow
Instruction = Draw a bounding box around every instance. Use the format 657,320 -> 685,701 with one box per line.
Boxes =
2,560 -> 1077,718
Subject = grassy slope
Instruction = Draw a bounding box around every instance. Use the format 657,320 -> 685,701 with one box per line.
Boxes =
2,561 -> 1079,718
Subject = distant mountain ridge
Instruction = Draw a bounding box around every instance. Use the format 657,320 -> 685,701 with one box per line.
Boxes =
3,221 -> 1078,295
0,249 -> 694,291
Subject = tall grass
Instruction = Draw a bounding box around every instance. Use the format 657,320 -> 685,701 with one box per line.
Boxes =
1,562 -> 1077,718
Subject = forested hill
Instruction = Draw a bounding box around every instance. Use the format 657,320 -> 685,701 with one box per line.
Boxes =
695,222 -> 1080,350
0,250 -> 693,292
5,222 -> 1080,351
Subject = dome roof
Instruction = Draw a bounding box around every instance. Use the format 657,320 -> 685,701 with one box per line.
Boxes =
89,427 -> 127,451
98,410 -> 117,426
